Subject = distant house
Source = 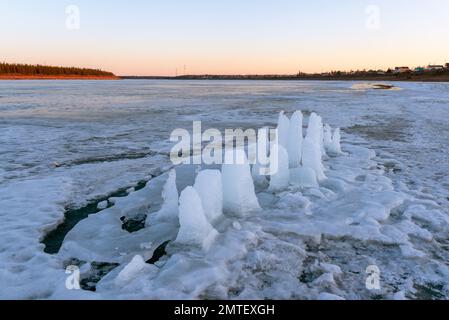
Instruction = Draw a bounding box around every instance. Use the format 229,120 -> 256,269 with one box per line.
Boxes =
426,65 -> 445,71
393,67 -> 411,74
414,67 -> 425,73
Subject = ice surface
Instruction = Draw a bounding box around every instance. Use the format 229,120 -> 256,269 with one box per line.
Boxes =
222,150 -> 260,216
193,170 -> 223,224
175,187 -> 218,251
58,164 -> 195,264
287,111 -> 303,168
2,80 -> 449,300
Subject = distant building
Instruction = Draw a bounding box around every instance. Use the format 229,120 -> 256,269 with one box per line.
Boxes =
393,67 -> 411,74
426,65 -> 445,71
414,67 -> 425,73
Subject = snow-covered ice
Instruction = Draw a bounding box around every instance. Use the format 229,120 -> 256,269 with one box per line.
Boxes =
1,80 -> 449,300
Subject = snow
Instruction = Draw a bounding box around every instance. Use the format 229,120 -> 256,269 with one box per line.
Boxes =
2,80 -> 449,300
193,170 -> 223,224
175,186 -> 218,251
287,110 -> 303,168
222,150 -> 260,216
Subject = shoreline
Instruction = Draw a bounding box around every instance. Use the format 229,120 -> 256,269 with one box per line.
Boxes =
0,74 -> 120,80
121,73 -> 449,83
2,74 -> 449,83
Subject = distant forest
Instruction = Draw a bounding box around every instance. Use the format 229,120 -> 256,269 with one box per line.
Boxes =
0,62 -> 115,76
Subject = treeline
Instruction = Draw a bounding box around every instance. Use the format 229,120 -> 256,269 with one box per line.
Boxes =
0,62 -> 115,76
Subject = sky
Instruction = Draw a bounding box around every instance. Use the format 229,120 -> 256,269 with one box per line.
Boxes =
1,0 -> 449,76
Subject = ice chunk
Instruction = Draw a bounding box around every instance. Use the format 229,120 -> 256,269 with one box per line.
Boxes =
97,200 -> 108,210
329,128 -> 342,155
318,292 -> 345,300
393,291 -> 407,300
319,262 -> 343,276
115,255 -> 146,284
277,111 -> 290,150
146,169 -> 179,226
302,137 -> 326,181
193,170 -> 223,224
324,124 -> 342,155
269,145 -> 290,192
258,126 -> 270,159
287,110 -> 303,168
251,162 -> 269,189
312,273 -> 336,286
400,244 -> 426,258
290,167 -> 319,188
306,112 -> 325,157
251,127 -> 270,189
175,186 -> 218,251
126,187 -> 135,194
323,124 -> 333,151
222,150 -> 260,216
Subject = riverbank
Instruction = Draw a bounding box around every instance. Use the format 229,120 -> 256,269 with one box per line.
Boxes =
0,74 -> 120,80
121,72 -> 449,82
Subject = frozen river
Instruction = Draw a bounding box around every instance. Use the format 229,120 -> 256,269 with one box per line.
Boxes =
1,80 -> 449,299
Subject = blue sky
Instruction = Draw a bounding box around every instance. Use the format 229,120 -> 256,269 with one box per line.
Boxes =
1,0 -> 449,75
